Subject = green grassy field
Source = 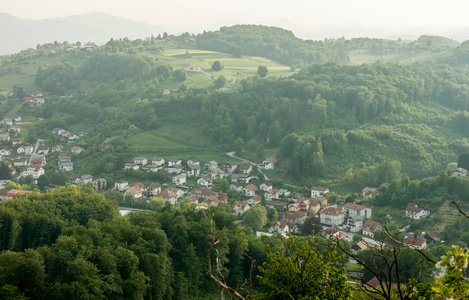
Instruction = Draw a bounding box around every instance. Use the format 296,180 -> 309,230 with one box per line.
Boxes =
348,49 -> 445,65
128,123 -> 239,165
152,47 -> 295,89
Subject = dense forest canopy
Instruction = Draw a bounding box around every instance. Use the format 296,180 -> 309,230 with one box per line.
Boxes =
196,25 -> 350,66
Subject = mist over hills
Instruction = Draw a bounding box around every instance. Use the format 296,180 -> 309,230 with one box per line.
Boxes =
0,12 -> 166,55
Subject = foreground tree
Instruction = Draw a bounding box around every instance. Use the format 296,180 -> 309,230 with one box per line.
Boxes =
257,234 -> 351,299
338,227 -> 436,300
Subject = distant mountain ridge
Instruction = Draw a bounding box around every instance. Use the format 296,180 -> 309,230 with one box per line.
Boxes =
0,12 -> 166,55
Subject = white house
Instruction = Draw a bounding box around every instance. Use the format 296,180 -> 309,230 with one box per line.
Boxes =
52,145 -> 64,152
362,220 -> 382,238
342,203 -> 372,220
168,159 -> 182,167
125,186 -> 143,199
197,175 -> 213,187
167,164 -> 183,174
115,179 -> 129,191
187,159 -> 200,167
242,184 -> 258,197
22,165 -> 45,179
172,174 -> 187,186
452,167 -> 468,178
61,162 -> 74,172
404,236 -> 427,250
0,149 -> 11,156
134,157 -> 148,166
260,157 -> 278,170
205,160 -> 218,172
143,164 -> 162,172
320,207 -> 345,226
278,189 -> 291,197
10,115 -> 21,123
186,165 -> 200,176
361,187 -> 379,198
260,181 -> 273,191
264,189 -> 279,201
311,186 -> 329,198
405,203 -> 430,220
232,201 -> 250,216
0,134 -> 10,142
269,220 -> 297,234
147,183 -> 162,196
238,164 -> 253,175
70,146 -> 82,154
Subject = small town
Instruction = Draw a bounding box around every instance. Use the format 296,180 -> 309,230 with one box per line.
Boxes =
0,110 -> 448,261
2,8 -> 469,297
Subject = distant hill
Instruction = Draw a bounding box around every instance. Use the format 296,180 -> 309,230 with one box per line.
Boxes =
0,13 -> 166,55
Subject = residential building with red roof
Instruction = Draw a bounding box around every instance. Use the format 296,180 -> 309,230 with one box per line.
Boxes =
269,220 -> 297,234
405,203 -> 430,220
363,220 -> 383,238
0,189 -> 30,201
242,184 -> 258,197
342,202 -> 372,219
404,236 -> 427,250
232,201 -> 250,216
319,207 -> 345,226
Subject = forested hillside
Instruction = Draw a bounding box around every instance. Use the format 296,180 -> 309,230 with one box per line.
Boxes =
196,25 -> 350,66
2,30 -> 469,183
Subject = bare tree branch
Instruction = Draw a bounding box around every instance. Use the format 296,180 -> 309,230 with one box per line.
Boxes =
451,201 -> 469,219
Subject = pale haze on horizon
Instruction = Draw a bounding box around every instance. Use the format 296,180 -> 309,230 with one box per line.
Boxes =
2,0 -> 469,34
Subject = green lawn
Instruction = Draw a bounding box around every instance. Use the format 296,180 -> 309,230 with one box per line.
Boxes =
151,48 -> 295,89
128,123 -> 241,165
348,49 -> 448,65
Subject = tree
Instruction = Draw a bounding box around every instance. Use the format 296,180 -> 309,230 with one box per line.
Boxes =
257,234 -> 351,299
338,228 -> 437,300
301,215 -> 323,236
257,66 -> 268,77
173,70 -> 187,82
0,162 -> 11,180
215,75 -> 226,89
433,245 -> 469,299
212,61 -> 222,71
458,152 -> 469,170
242,205 -> 267,231
325,191 -> 340,204
267,207 -> 278,222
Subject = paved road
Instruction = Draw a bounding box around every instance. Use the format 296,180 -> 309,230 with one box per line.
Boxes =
226,152 -> 269,180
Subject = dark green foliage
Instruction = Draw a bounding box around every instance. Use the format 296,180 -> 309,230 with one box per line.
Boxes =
257,234 -> 351,299
0,161 -> 11,180
215,75 -> 226,88
196,25 -> 350,66
173,69 -> 187,82
36,62 -> 76,94
211,60 -> 222,71
301,215 -> 322,235
257,65 -> 268,77
458,152 -> 469,170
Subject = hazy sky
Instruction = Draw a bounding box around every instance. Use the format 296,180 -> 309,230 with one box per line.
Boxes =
2,0 -> 469,32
